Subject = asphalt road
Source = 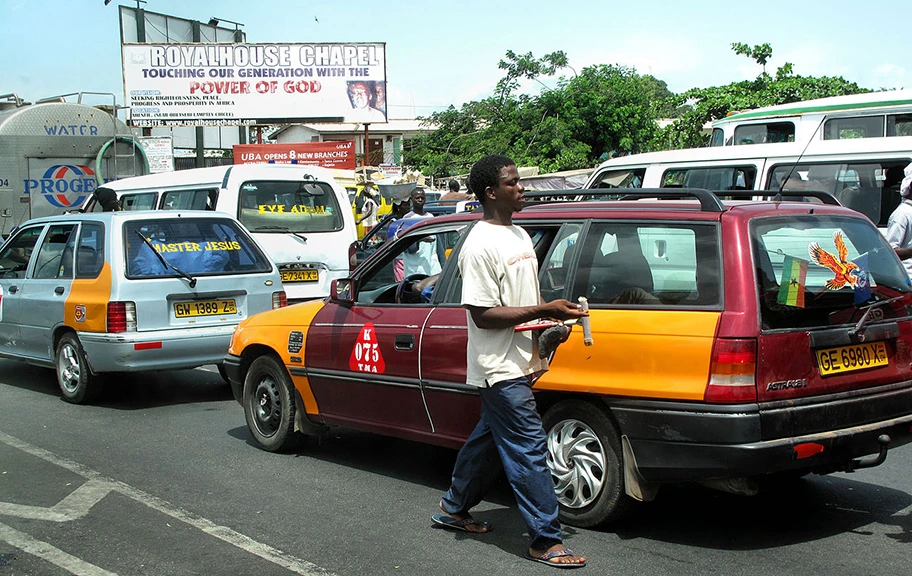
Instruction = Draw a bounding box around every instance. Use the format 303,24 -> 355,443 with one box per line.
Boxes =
0,359 -> 910,576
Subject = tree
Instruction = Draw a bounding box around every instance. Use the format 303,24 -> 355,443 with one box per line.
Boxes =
660,43 -> 868,149
731,42 -> 773,74
404,53 -> 671,179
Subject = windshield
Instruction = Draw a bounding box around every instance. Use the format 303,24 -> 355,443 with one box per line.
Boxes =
125,218 -> 273,278
753,215 -> 912,331
238,180 -> 342,234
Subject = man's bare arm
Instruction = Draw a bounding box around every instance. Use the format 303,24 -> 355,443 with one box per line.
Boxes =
466,299 -> 587,330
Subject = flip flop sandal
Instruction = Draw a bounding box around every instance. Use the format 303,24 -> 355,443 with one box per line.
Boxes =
431,513 -> 492,533
526,547 -> 587,569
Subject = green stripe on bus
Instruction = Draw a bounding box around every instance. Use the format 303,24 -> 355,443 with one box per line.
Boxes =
724,98 -> 912,121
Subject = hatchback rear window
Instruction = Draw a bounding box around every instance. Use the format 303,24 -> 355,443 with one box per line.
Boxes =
124,218 -> 272,278
753,215 -> 912,331
237,180 -> 342,234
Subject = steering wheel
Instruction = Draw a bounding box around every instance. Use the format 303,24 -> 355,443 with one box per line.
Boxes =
395,273 -> 429,304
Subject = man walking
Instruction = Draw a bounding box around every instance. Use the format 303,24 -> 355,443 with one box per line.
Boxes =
886,162 -> 912,280
433,154 -> 588,568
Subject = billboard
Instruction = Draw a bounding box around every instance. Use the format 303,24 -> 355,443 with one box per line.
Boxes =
123,43 -> 387,127
233,141 -> 355,170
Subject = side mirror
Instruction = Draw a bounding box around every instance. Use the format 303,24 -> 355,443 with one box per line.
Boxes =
349,241 -> 362,271
330,278 -> 355,304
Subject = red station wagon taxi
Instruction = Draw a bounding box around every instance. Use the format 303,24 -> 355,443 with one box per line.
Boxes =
224,189 -> 912,527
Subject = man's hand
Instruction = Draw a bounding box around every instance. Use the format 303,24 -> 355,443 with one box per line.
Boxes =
541,298 -> 588,322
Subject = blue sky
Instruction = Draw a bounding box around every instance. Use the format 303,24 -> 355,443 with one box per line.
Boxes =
2,0 -> 909,118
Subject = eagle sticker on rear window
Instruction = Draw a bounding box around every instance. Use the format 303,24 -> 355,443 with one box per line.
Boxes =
808,231 -> 873,304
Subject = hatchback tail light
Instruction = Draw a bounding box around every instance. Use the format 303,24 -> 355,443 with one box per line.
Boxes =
107,301 -> 137,333
704,338 -> 757,403
272,291 -> 287,309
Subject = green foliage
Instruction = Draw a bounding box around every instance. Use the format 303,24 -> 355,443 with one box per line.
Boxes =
731,42 -> 773,71
404,44 -> 871,178
404,55 -> 671,179
660,43 -> 869,148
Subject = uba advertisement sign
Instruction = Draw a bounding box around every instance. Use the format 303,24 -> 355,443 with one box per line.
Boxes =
233,141 -> 355,170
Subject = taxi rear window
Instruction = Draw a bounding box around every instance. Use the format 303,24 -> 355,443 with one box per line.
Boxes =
237,180 -> 342,234
753,215 -> 912,330
124,218 -> 272,278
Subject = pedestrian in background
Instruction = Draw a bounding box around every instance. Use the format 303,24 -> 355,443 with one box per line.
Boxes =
357,186 -> 379,236
885,161 -> 912,280
93,188 -> 121,212
439,179 -> 473,202
432,154 -> 588,569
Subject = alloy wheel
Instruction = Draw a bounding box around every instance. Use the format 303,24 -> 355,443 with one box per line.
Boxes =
546,418 -> 607,509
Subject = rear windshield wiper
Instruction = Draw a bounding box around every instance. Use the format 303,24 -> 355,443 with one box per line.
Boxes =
134,231 -> 197,288
850,295 -> 906,336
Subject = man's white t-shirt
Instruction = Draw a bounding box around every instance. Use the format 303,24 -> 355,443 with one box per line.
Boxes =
886,200 -> 912,279
459,221 -> 546,387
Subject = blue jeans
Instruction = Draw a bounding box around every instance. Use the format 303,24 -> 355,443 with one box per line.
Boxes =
441,376 -> 562,546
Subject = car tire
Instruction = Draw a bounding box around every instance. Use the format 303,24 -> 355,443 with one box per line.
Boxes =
542,400 -> 631,527
56,333 -> 103,404
243,355 -> 301,453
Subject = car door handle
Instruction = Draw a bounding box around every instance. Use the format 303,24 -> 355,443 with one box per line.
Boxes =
395,334 -> 415,351
7,285 -> 18,294
55,286 -> 65,295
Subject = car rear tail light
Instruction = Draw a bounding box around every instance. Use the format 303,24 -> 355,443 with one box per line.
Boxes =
704,338 -> 757,403
272,291 -> 287,309
349,242 -> 358,271
107,301 -> 136,333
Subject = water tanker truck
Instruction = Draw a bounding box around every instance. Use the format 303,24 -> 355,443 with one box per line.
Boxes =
0,93 -> 150,236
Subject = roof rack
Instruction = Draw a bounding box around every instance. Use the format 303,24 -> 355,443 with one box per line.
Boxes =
523,187 -> 842,211
523,188 -> 726,212
714,189 -> 841,205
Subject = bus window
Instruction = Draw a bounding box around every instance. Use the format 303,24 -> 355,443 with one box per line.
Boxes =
824,116 -> 885,140
767,160 -> 911,227
662,166 -> 757,190
887,114 -> 912,137
709,128 -> 725,147
590,168 -> 645,189
733,122 -> 795,145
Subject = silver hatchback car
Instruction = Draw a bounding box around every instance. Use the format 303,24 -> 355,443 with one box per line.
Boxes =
0,211 -> 286,403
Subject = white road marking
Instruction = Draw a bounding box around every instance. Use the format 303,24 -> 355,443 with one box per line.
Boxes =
0,521 -> 119,576
0,479 -> 112,521
0,431 -> 335,576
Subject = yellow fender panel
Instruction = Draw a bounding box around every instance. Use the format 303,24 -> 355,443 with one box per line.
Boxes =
63,263 -> 113,333
537,309 -> 721,401
229,300 -> 325,415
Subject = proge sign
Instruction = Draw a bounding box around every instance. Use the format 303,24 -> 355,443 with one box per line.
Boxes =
233,141 -> 355,170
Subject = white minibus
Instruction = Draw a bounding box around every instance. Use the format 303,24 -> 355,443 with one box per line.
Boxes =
87,164 -> 357,302
584,137 -> 912,229
709,90 -> 912,147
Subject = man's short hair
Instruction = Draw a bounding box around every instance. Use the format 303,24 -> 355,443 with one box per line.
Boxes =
448,179 -> 460,192
468,154 -> 515,203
